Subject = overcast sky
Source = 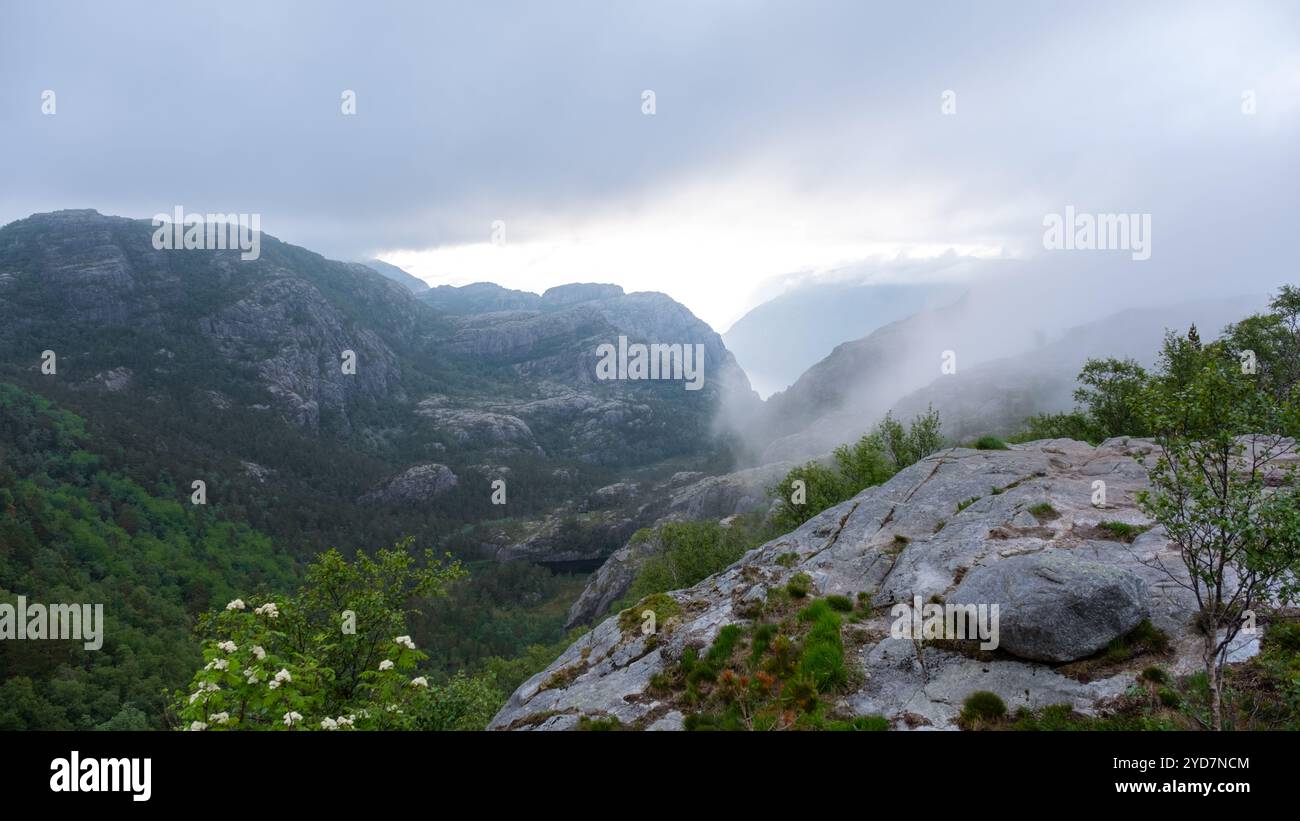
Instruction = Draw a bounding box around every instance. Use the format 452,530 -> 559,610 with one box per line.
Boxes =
2,1 -> 1298,330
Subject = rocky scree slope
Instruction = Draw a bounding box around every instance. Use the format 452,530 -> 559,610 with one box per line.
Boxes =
491,437 -> 1283,730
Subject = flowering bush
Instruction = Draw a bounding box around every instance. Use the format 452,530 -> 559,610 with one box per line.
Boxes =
172,541 -> 502,730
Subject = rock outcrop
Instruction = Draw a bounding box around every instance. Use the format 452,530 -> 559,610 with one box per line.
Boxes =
948,552 -> 1148,662
491,438 -> 1250,731
362,463 -> 459,504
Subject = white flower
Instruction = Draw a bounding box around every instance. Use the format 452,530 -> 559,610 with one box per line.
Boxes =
255,602 -> 280,619
336,715 -> 354,727
218,640 -> 238,653
203,681 -> 220,692
189,721 -> 208,731
244,668 -> 261,684
225,599 -> 245,611
212,659 -> 229,671
282,711 -> 303,727
410,676 -> 429,688
274,668 -> 292,683
252,645 -> 266,660
395,635 -> 416,650
320,717 -> 338,730
188,691 -> 203,704
379,659 -> 394,671
208,712 -> 230,725
268,680 -> 280,690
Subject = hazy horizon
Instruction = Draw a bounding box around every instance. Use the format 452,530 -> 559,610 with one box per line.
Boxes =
4,0 -> 1298,330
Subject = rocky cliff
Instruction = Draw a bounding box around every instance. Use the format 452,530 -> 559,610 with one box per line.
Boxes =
490,437 -> 1283,730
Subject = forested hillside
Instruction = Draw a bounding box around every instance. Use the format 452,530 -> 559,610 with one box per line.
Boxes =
0,383 -> 295,729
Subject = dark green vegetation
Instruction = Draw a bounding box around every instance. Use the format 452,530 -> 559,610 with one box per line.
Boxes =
1011,357 -> 1152,445
0,383 -> 586,728
616,516 -> 778,611
770,407 -> 944,532
0,384 -> 295,729
1095,520 -> 1151,543
968,617 -> 1300,731
655,594 -> 881,731
958,691 -> 1007,728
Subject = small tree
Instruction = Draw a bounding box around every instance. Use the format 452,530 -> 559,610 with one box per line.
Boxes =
1074,357 -> 1150,438
1136,338 -> 1300,730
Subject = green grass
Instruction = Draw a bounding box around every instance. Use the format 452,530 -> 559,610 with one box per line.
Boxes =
1097,520 -> 1152,542
797,600 -> 846,691
959,691 -> 1007,727
825,715 -> 889,731
971,435 -> 1009,450
826,594 -> 854,613
575,715 -> 623,731
705,625 -> 743,668
1105,619 -> 1171,662
1028,502 -> 1056,517
786,572 -> 813,598
617,593 -> 681,636
957,496 -> 981,513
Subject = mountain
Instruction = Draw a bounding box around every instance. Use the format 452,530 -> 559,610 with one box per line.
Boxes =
362,258 -> 429,292
742,293 -> 1266,464
420,282 -> 540,314
723,280 -> 959,397
887,296 -> 1266,441
490,437 -> 1279,730
0,210 -> 756,565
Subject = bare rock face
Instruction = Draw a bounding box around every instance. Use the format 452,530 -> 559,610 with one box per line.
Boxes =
949,552 -> 1148,663
362,463 -> 459,505
490,438 -> 1244,731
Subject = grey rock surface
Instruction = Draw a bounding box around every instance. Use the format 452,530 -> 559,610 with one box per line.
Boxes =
362,463 -> 459,504
491,438 -> 1257,731
948,551 -> 1148,662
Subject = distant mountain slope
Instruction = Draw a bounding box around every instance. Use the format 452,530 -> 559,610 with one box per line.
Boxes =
362,258 -> 429,292
747,293 -> 1265,463
723,281 -> 958,397
420,281 -> 540,314
888,296 -> 1267,441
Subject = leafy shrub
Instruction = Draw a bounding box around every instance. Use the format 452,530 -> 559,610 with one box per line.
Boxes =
770,408 -> 944,531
